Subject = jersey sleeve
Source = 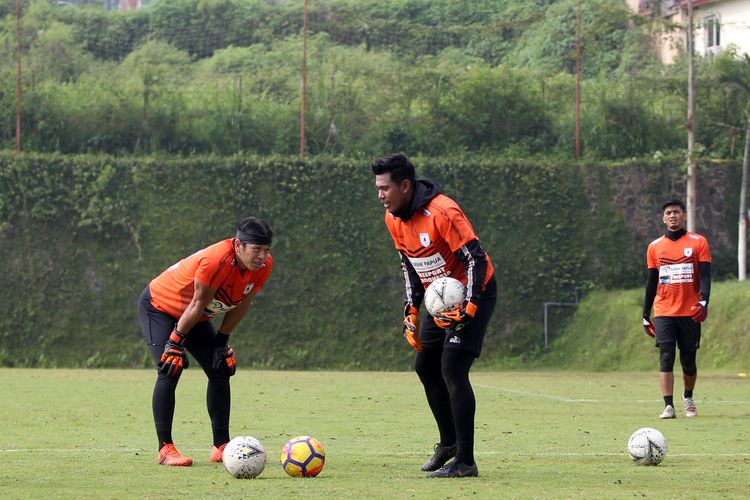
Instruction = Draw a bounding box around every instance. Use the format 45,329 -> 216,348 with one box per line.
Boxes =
437,204 -> 478,253
399,251 -> 424,309
194,252 -> 224,288
646,243 -> 657,269
698,237 -> 712,263
456,239 -> 488,303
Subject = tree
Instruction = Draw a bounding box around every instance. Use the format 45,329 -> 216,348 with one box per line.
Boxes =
715,48 -> 750,281
121,40 -> 190,150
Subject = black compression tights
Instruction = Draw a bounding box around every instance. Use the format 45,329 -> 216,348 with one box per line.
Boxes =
152,373 -> 231,448
150,339 -> 232,449
414,348 -> 477,465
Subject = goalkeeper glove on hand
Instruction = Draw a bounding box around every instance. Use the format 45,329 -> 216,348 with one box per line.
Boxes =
642,316 -> 656,338
403,305 -> 422,352
212,332 -> 236,376
213,345 -> 236,376
690,301 -> 708,323
158,329 -> 189,378
435,300 -> 478,331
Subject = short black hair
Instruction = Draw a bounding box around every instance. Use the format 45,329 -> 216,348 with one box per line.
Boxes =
370,153 -> 416,186
662,199 -> 686,212
236,216 -> 272,245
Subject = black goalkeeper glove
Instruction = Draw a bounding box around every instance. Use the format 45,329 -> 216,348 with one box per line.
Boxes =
158,329 -> 189,378
212,331 -> 236,376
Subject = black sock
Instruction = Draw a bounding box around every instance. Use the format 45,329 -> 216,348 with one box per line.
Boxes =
153,373 -> 178,450
207,377 -> 231,447
663,395 -> 674,407
684,389 -> 693,399
415,350 -> 457,448
442,350 -> 477,466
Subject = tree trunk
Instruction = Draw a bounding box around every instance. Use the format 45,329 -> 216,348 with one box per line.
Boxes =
686,0 -> 697,232
739,117 -> 750,281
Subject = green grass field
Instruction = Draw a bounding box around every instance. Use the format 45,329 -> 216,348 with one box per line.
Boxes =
1,369 -> 748,499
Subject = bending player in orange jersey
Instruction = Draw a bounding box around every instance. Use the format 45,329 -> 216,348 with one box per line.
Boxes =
137,217 -> 273,466
372,154 -> 497,478
642,200 -> 711,420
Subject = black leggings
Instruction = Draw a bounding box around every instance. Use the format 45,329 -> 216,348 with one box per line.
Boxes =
138,287 -> 231,449
414,347 -> 477,465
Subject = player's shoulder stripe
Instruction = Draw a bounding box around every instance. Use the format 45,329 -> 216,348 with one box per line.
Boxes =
687,232 -> 702,240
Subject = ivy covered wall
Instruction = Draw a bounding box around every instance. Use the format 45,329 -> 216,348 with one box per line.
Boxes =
0,153 -> 740,368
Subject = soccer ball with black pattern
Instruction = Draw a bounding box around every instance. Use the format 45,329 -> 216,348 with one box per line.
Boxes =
627,427 -> 667,466
222,436 -> 267,478
424,277 -> 466,317
280,435 -> 326,477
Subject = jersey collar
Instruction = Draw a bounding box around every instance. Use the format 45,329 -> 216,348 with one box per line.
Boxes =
665,228 -> 687,241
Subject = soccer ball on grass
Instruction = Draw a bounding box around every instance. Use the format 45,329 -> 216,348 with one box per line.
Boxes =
424,277 -> 465,317
280,435 -> 326,477
222,435 -> 267,478
627,427 -> 667,466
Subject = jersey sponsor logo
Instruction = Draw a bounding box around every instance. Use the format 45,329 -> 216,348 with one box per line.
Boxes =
419,232 -> 431,247
658,263 -> 694,284
407,253 -> 448,282
684,248 -> 693,257
243,283 -> 254,295
204,299 -> 237,318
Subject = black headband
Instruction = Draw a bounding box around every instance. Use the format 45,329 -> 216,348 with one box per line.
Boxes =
236,229 -> 272,246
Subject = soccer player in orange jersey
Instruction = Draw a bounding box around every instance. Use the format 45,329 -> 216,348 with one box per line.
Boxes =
372,154 -> 497,478
137,217 -> 273,466
642,200 -> 711,419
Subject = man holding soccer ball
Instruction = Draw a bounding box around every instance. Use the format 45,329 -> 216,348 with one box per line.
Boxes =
137,217 -> 273,466
372,154 -> 497,478
642,200 -> 711,419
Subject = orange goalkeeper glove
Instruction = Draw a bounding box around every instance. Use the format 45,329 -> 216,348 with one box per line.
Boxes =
690,301 -> 708,323
158,329 -> 189,378
403,305 -> 422,352
435,300 -> 478,331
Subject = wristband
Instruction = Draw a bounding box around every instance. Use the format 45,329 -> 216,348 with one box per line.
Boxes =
169,329 -> 187,344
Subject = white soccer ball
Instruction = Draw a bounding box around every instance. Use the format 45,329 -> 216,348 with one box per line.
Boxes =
424,277 -> 466,317
627,427 -> 667,466
223,436 -> 267,479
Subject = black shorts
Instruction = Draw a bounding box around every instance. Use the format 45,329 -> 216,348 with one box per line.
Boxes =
419,275 -> 497,358
137,286 -> 225,375
654,316 -> 701,351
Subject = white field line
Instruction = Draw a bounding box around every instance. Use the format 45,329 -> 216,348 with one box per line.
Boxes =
1,448 -> 749,457
474,383 -> 750,404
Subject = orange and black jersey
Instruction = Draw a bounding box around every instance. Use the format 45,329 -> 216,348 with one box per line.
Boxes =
384,179 -> 494,309
149,238 -> 273,321
644,229 -> 711,317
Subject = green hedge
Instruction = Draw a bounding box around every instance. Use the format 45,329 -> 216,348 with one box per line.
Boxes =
0,153 -> 741,369
540,281 -> 750,371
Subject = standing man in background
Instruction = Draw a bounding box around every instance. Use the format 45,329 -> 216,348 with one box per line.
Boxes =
642,200 -> 711,419
138,217 -> 273,466
372,153 -> 497,478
